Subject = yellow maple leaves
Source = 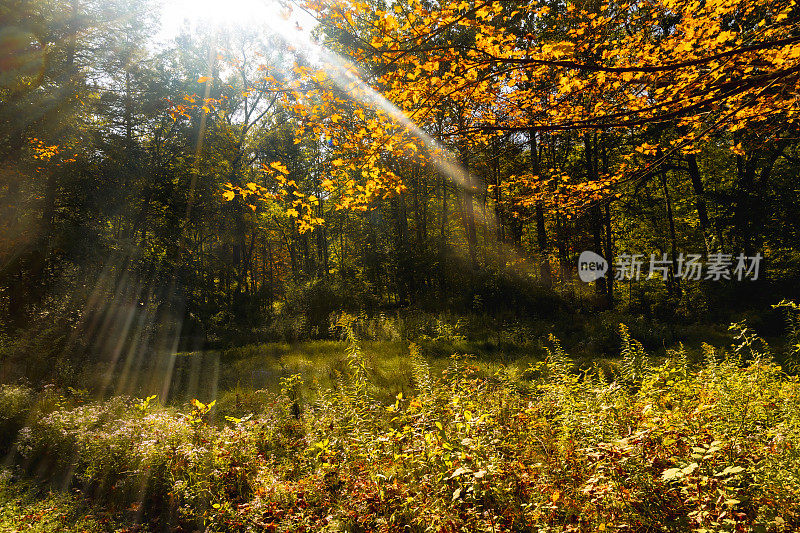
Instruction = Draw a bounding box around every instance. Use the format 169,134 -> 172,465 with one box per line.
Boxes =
269,161 -> 289,175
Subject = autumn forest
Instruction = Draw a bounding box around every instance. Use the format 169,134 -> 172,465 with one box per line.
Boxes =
2,0 -> 800,531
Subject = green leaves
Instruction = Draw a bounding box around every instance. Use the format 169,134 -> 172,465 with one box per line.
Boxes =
662,462 -> 699,481
715,465 -> 745,477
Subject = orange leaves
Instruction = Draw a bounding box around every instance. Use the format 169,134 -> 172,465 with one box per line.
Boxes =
635,143 -> 659,156
167,93 -> 226,121
372,0 -> 800,138
28,138 -> 60,161
542,41 -> 574,59
343,10 -> 354,26
504,168 -> 620,216
275,50 -> 426,210
27,138 -> 77,170
221,175 -> 323,233
167,102 -> 191,121
224,160 -> 328,234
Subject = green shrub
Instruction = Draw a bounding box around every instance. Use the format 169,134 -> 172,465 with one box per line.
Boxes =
0,384 -> 35,454
281,279 -> 379,339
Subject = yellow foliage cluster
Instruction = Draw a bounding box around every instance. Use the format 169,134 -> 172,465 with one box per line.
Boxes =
291,0 -> 800,213
221,0 -> 799,225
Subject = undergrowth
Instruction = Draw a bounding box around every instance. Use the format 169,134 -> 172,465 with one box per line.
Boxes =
1,313 -> 800,532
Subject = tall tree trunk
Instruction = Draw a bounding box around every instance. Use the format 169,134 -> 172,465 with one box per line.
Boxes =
660,167 -> 682,296
458,147 -> 478,270
686,153 -> 710,255
600,133 -> 614,305
492,153 -> 505,244
604,200 -> 614,305
439,175 -> 449,294
584,133 -> 607,301
392,195 -> 411,304
530,130 -> 552,287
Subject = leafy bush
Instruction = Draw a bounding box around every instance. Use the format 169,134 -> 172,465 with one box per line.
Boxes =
280,279 -> 379,339
468,268 -> 565,317
0,384 -> 34,454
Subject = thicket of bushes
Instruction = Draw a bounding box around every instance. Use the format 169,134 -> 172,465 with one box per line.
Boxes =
2,314 -> 800,532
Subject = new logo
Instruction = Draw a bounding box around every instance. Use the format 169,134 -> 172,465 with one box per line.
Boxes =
578,251 -> 608,282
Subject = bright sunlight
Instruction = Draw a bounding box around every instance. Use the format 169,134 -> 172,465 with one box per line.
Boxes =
158,0 -> 313,40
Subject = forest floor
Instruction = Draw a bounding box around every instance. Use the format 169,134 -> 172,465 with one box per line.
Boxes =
2,311 -> 796,532
1,317 -> 798,532
148,332 -> 728,420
